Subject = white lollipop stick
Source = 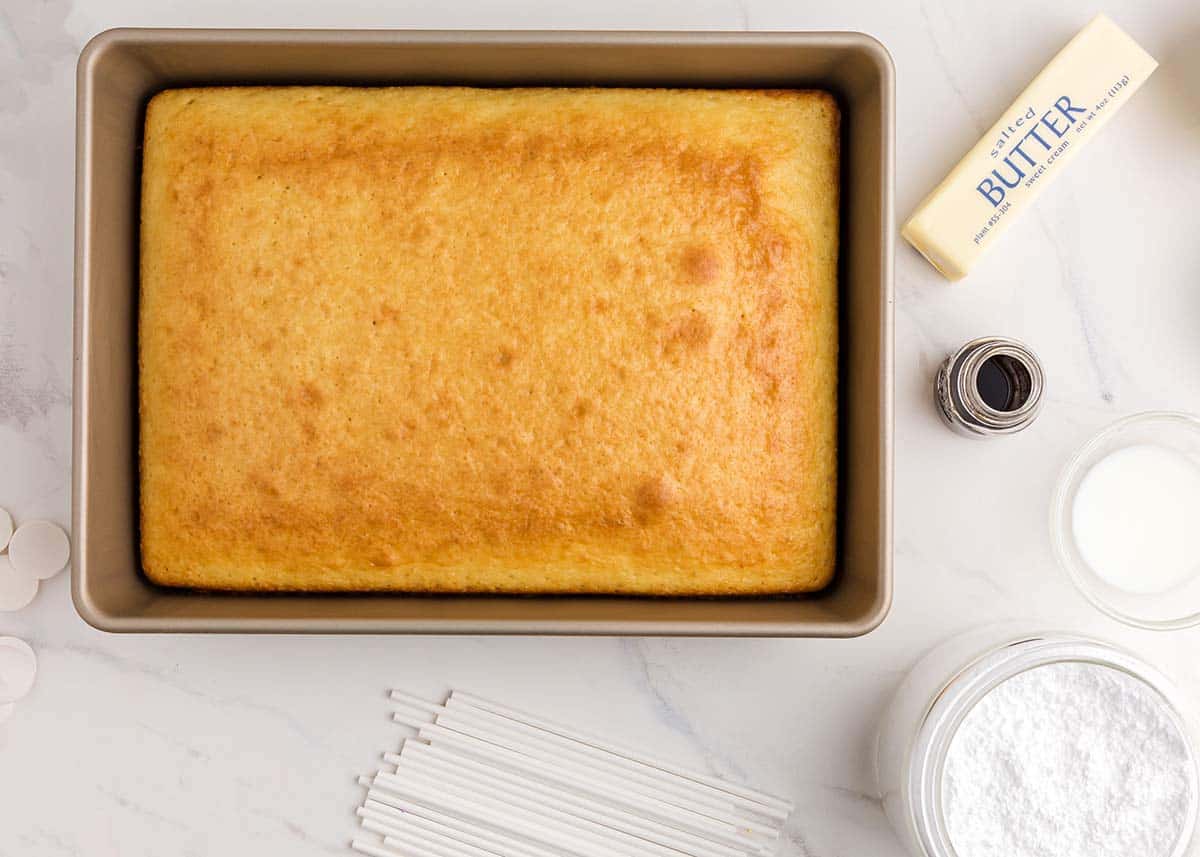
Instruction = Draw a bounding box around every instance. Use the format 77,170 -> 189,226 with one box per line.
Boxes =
448,691 -> 793,817
391,690 -> 788,822
391,709 -> 729,814
0,637 -> 37,703
0,559 -> 38,612
0,507 -> 12,552
359,800 -> 553,857
390,744 -> 758,857
352,838 -> 403,857
8,520 -> 70,580
390,715 -> 762,830
0,702 -> 14,725
368,690 -> 793,857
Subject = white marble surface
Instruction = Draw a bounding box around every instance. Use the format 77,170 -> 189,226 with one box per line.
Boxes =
2,0 -> 1200,854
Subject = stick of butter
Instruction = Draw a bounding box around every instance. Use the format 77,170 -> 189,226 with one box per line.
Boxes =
902,15 -> 1157,281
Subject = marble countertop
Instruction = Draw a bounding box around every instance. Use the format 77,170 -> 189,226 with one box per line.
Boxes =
3,0 -> 1200,854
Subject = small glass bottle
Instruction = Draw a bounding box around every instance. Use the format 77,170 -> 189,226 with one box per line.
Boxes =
936,336 -> 1044,437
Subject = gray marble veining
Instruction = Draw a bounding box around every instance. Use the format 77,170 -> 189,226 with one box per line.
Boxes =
3,1 -> 1200,855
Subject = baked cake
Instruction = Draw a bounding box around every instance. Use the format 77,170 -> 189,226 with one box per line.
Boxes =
138,86 -> 839,594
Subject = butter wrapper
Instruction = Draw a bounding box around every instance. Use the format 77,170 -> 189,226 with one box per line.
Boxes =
902,14 -> 1157,281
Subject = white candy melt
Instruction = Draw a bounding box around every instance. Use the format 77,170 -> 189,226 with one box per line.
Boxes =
0,507 -> 11,553
1072,444 -> 1200,595
0,637 -> 37,703
8,520 -> 70,581
0,559 -> 37,612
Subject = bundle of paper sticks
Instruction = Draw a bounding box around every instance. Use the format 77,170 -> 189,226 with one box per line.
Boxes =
351,690 -> 793,857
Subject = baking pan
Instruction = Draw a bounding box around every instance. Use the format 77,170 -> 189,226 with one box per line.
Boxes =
73,28 -> 894,635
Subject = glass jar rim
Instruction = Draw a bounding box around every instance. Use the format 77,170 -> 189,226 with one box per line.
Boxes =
905,633 -> 1200,857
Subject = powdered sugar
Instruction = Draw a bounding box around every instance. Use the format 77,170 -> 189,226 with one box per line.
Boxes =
942,661 -> 1194,857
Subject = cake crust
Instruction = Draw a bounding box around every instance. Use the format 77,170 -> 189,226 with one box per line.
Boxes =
138,86 -> 839,594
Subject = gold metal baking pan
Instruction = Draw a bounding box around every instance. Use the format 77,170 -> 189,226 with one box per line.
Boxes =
73,28 -> 893,635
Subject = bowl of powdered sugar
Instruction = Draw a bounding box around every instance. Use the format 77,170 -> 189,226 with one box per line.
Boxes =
877,630 -> 1198,857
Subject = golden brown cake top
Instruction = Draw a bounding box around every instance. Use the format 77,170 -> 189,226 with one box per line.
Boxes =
139,85 -> 839,594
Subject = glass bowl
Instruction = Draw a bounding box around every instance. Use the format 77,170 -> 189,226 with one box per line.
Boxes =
1051,411 -> 1200,630
876,626 -> 1200,857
